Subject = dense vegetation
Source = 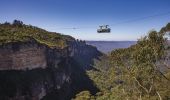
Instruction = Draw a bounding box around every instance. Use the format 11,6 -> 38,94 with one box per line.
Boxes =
0,20 -> 74,48
73,23 -> 170,100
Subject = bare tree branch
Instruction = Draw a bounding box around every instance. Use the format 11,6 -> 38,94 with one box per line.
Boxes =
133,77 -> 149,94
156,91 -> 162,100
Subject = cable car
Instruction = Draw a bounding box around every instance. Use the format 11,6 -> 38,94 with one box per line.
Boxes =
97,25 -> 111,33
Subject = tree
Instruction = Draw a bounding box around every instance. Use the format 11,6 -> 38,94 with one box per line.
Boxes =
74,91 -> 95,100
13,20 -> 23,27
3,21 -> 10,25
109,29 -> 169,100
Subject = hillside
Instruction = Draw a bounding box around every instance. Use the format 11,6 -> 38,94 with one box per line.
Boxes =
0,20 -> 74,48
74,23 -> 170,100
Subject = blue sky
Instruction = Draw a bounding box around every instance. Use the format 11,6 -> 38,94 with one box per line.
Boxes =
0,0 -> 170,41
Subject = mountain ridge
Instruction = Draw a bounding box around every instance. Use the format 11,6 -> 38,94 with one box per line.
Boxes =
86,41 -> 137,53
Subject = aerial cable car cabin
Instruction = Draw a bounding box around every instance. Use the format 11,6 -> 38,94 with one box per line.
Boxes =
97,25 -> 111,33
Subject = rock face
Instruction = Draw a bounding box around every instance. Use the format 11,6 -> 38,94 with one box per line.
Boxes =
0,39 -> 101,100
0,41 -> 46,70
0,39 -> 70,100
0,39 -> 69,70
69,40 -> 102,70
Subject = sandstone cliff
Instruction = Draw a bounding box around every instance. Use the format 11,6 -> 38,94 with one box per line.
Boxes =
0,35 -> 101,100
0,21 -> 102,100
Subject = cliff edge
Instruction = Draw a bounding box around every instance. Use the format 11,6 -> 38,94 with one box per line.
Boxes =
0,20 -> 102,100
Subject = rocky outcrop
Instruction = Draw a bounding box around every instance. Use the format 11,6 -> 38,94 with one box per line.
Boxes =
0,41 -> 46,70
0,39 -> 71,100
0,39 -> 69,70
69,40 -> 102,70
0,39 -> 101,100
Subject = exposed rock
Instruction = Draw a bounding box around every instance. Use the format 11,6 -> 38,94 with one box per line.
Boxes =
0,38 -> 101,100
69,40 -> 102,70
